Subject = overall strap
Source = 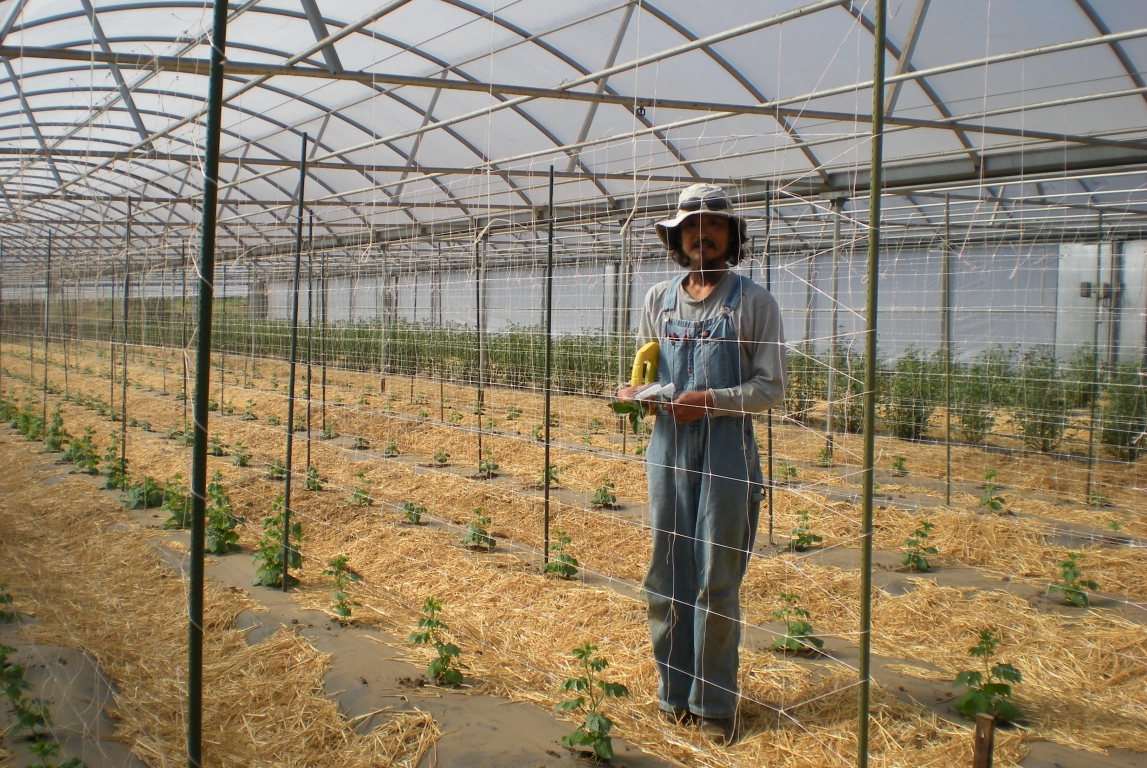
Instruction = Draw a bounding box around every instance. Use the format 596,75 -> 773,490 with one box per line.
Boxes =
660,273 -> 687,314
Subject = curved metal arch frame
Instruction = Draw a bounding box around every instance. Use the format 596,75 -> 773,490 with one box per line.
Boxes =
0,0 -> 1142,260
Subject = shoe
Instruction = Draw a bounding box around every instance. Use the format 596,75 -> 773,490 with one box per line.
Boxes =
697,716 -> 737,746
659,708 -> 696,725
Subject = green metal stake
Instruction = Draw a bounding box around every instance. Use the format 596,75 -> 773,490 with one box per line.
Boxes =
543,166 -> 554,565
858,0 -> 886,765
42,234 -> 50,427
282,132 -> 309,592
1085,214 -> 1103,503
187,2 -> 229,765
121,201 -> 130,473
943,195 -> 952,506
765,182 -> 775,546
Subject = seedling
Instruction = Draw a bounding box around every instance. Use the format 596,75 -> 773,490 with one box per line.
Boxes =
383,439 -> 399,457
270,373 -> 279,390
205,471 -> 241,554
348,471 -> 373,507
267,459 -> 285,480
122,476 -> 164,510
207,399 -> 218,412
1048,551 -> 1099,608
0,583 -> 15,623
778,459 -> 798,483
139,421 -> 151,432
321,425 -> 338,440
232,441 -> 251,467
61,427 -> 99,474
460,507 -> 495,550
901,518 -> 938,572
589,417 -> 603,432
538,462 -> 559,487
890,455 -> 908,477
417,408 -> 429,418
814,447 -> 831,468
448,409 -> 463,424
580,430 -> 593,445
358,393 -> 370,406
241,400 -> 258,421
42,406 -> 68,453
161,474 -> 191,529
979,469 -> 1006,512
609,400 -> 644,436
530,424 -> 544,441
477,451 -> 498,479
102,433 -> 128,490
1105,519 -> 1122,533
304,465 -> 325,491
591,479 -> 617,509
506,403 -> 521,420
433,447 -> 450,467
541,531 -> 579,579
351,435 -> 370,450
555,642 -> 629,762
251,495 -> 304,587
401,501 -> 426,524
788,509 -> 822,552
322,556 -> 362,621
408,597 -> 466,685
769,592 -> 823,654
952,628 -> 1022,722
207,433 -> 228,457
1087,492 -> 1109,507
223,402 -> 234,415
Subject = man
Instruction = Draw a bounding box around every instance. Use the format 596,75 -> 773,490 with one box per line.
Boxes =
617,183 -> 786,745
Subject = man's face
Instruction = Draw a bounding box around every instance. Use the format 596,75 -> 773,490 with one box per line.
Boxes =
679,213 -> 730,269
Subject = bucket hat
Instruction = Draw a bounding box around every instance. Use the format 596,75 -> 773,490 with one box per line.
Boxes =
654,183 -> 748,257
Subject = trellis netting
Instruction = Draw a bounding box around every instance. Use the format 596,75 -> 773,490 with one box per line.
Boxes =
0,1 -> 1145,767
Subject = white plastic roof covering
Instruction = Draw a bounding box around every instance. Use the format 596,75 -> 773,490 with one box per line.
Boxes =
0,0 -> 1145,265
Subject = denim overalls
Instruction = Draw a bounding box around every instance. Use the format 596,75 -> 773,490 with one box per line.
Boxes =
643,273 -> 763,719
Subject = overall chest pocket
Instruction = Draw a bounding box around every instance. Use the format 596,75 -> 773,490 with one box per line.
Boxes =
693,329 -> 738,391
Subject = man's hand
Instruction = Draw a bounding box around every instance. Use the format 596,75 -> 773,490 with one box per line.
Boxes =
667,390 -> 713,424
615,385 -> 643,403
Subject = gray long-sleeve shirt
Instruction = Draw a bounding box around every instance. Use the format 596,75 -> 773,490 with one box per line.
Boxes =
637,271 -> 787,416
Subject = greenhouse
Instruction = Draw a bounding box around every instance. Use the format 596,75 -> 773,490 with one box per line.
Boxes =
0,0 -> 1144,766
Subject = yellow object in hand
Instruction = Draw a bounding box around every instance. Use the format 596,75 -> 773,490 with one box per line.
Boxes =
629,341 -> 659,387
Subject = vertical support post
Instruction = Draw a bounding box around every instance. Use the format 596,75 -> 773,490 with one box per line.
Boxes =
321,251 -> 327,434
765,183 -> 775,546
282,132 -> 309,592
475,235 -> 484,464
1085,216 -> 1103,503
824,199 -> 842,458
109,263 -> 115,416
161,254 -> 168,394
187,3 -> 229,764
219,260 -> 226,409
972,713 -> 996,768
379,249 -> 388,392
306,214 -> 313,469
617,222 -> 631,387
0,238 -> 4,398
858,2 -> 886,765
181,241 -> 189,429
121,202 -> 130,471
42,234 -> 51,426
543,167 -> 555,565
942,196 -> 952,505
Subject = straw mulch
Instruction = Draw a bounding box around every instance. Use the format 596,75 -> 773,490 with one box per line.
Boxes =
0,433 -> 439,768
13,343 -> 1147,763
